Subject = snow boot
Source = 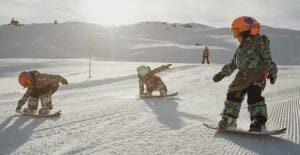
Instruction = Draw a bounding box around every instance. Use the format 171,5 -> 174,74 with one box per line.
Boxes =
39,107 -> 50,115
249,118 -> 266,132
218,100 -> 241,129
218,115 -> 237,129
22,97 -> 38,114
39,94 -> 52,115
23,107 -> 36,114
159,90 -> 167,96
248,101 -> 268,132
145,92 -> 152,96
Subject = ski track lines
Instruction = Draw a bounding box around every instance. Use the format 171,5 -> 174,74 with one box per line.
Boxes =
43,65 -> 213,154
62,70 -> 299,155
60,100 -> 212,154
1,64 -> 300,154
267,87 -> 300,144
215,87 -> 300,155
1,101 -> 148,154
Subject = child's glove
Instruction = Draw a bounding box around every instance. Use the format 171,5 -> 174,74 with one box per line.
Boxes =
163,64 -> 172,69
268,61 -> 277,85
15,105 -> 21,112
16,100 -> 24,112
267,73 -> 277,85
213,72 -> 225,82
60,77 -> 68,85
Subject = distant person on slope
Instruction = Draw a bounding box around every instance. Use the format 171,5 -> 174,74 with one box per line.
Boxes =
16,70 -> 68,115
137,64 -> 171,96
212,16 -> 277,132
202,46 -> 210,64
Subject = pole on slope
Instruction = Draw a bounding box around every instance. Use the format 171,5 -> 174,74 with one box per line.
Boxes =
89,32 -> 93,78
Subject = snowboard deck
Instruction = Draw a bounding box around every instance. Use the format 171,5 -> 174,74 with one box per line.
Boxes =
16,110 -> 61,117
138,92 -> 178,98
203,123 -> 287,136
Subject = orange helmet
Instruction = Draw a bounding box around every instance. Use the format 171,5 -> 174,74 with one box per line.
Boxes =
18,72 -> 32,88
231,16 -> 260,38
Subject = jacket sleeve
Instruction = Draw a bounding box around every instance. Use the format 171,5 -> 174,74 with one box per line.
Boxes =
40,73 -> 64,85
256,35 -> 277,75
221,52 -> 237,76
138,78 -> 144,94
49,74 -> 64,84
19,88 -> 32,103
151,65 -> 170,74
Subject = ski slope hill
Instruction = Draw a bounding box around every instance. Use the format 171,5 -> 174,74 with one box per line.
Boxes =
0,59 -> 300,154
0,21 -> 299,65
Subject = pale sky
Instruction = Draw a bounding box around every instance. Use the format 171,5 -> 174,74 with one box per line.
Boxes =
0,0 -> 299,30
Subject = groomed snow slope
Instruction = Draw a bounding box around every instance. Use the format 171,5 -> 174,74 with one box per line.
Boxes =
0,59 -> 300,154
1,22 -> 299,65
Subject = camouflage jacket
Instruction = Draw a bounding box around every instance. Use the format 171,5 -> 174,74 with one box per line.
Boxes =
19,70 -> 64,102
220,34 -> 277,92
138,65 -> 169,94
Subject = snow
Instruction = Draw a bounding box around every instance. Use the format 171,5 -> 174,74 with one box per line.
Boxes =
0,22 -> 299,65
0,21 -> 300,154
0,59 -> 300,154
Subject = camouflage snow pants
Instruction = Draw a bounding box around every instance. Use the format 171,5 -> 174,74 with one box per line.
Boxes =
147,81 -> 168,95
222,85 -> 267,123
27,94 -> 53,110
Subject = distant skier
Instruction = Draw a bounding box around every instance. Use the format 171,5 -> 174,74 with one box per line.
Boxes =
212,16 -> 277,132
137,64 -> 171,96
16,70 -> 68,115
202,46 -> 210,64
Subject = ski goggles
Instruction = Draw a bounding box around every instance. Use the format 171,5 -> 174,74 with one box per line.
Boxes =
231,24 -> 260,38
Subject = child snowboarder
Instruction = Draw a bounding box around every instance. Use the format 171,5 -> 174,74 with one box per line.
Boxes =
212,16 -> 277,132
16,70 -> 68,115
137,64 -> 172,96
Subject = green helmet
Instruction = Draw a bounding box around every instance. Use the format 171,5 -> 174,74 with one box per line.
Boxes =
137,65 -> 150,76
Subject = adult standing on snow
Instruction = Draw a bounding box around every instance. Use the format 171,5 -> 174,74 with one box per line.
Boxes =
137,64 -> 171,96
212,16 -> 277,132
16,70 -> 68,115
202,46 -> 210,64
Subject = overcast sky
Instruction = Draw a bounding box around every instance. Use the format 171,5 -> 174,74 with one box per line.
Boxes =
0,0 -> 299,30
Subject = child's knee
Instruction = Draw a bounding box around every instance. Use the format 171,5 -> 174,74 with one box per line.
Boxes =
157,81 -> 167,90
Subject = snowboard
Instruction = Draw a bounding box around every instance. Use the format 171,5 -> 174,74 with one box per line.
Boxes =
203,123 -> 287,136
138,92 -> 178,98
16,110 -> 61,117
